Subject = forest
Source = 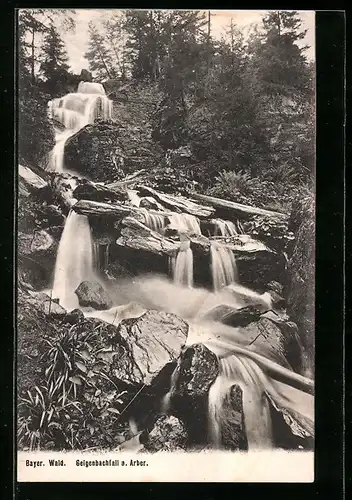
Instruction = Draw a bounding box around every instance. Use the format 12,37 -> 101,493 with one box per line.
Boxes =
17,9 -> 315,457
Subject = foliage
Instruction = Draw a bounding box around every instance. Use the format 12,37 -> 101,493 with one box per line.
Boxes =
85,22 -> 116,80
39,23 -> 70,96
18,87 -> 55,167
245,214 -> 295,253
18,320 -> 129,451
286,188 -> 315,376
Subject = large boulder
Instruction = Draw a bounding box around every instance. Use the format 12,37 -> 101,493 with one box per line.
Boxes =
215,384 -> 248,451
64,121 -> 163,182
144,415 -> 188,452
75,281 -> 113,310
113,310 -> 188,386
27,291 -> 67,319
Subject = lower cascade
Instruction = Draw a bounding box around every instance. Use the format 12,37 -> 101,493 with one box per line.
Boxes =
210,241 -> 238,291
208,355 -> 273,450
52,210 -> 96,310
171,240 -> 194,288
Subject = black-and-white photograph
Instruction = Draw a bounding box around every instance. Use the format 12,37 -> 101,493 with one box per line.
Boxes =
17,8 -> 315,482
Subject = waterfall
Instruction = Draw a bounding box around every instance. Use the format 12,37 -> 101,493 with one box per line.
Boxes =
168,213 -> 202,236
171,240 -> 194,288
52,210 -> 96,311
213,219 -> 246,237
213,219 -> 238,237
141,209 -> 166,233
161,366 -> 179,414
208,355 -> 273,450
48,81 -> 113,173
210,242 -> 238,291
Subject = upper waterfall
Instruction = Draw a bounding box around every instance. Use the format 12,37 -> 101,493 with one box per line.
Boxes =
48,81 -> 113,173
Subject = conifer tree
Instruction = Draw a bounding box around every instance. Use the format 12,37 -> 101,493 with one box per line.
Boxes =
85,22 -> 115,80
40,23 -> 69,95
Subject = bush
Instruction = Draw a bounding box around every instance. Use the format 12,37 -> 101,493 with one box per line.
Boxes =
18,87 -> 55,167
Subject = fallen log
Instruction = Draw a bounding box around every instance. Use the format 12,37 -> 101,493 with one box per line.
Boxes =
213,340 -> 314,395
191,193 -> 288,219
72,199 -> 174,220
72,181 -> 129,203
136,185 -> 215,218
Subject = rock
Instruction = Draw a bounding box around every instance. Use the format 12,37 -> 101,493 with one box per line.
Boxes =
18,164 -> 48,193
30,230 -> 55,254
287,191 -> 315,377
176,344 -> 219,396
266,385 -> 314,450
218,384 -> 248,450
202,305 -> 263,328
42,301 -> 67,318
73,181 -> 129,203
267,290 -> 286,310
80,69 -> 92,81
43,204 -> 65,226
238,316 -> 302,372
144,415 -> 187,452
75,281 -> 113,310
139,196 -> 165,211
65,121 -> 162,182
267,280 -> 284,295
113,310 -> 188,386
27,291 -> 67,319
64,308 -> 85,324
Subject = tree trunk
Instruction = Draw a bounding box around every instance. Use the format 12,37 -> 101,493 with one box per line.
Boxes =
31,27 -> 35,83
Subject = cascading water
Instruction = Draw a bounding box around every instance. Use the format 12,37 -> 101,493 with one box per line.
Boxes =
52,210 -> 96,311
140,208 -> 166,233
48,81 -> 113,173
213,218 -> 246,237
171,240 -> 194,288
208,355 -> 273,450
210,241 -> 238,291
168,213 -> 202,236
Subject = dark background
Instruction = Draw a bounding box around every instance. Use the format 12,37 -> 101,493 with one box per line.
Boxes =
0,4 -> 345,500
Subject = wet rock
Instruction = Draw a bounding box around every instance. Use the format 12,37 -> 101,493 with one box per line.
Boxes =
144,415 -> 187,452
219,384 -> 248,450
266,390 -> 314,450
75,281 -> 113,310
202,304 -> 262,328
267,290 -> 286,310
64,308 -> 85,324
238,316 -> 302,372
176,344 -> 219,396
113,310 -> 188,386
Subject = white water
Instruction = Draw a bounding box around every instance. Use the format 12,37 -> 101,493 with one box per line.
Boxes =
52,210 -> 97,311
168,213 -> 202,236
140,208 -> 166,233
171,240 -> 194,288
48,81 -> 113,173
210,241 -> 238,291
213,219 -> 238,237
208,355 -> 273,449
